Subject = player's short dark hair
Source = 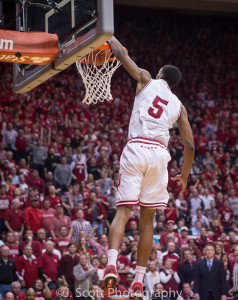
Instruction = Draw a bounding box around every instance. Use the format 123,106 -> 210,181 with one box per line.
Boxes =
161,65 -> 181,88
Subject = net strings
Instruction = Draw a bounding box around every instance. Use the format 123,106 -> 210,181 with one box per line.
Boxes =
76,50 -> 121,105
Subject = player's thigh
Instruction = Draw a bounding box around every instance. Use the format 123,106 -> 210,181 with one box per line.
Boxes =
117,145 -> 145,204
140,149 -> 170,208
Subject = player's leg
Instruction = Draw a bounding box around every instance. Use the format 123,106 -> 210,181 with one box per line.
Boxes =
130,207 -> 156,300
103,205 -> 133,291
108,205 -> 133,250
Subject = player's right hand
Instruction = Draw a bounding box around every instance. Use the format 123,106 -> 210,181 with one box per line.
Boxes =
171,174 -> 187,194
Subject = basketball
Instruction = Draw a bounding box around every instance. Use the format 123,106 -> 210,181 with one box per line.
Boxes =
88,49 -> 112,66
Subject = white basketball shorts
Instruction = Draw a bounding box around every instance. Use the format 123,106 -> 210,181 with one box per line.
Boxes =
116,137 -> 171,209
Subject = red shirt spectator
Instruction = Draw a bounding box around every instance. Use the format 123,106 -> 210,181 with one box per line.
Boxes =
0,184 -> 13,220
27,170 -> 45,195
160,221 -> 180,246
5,198 -> 24,232
15,130 -> 27,152
218,200 -> 234,227
15,245 -> 38,288
117,254 -> 129,285
40,199 -> 57,234
160,242 -> 180,272
38,240 -> 60,282
19,229 -> 42,258
23,199 -> 43,234
17,158 -> 30,178
54,226 -> 72,255
50,204 -> 72,238
44,185 -> 62,208
179,227 -> 190,250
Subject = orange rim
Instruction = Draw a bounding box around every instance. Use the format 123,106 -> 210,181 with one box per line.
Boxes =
78,43 -> 128,64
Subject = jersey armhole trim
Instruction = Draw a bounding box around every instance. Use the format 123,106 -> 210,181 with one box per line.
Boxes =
136,79 -> 153,96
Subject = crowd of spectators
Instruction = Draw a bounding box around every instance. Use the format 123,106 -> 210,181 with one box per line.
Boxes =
0,6 -> 237,300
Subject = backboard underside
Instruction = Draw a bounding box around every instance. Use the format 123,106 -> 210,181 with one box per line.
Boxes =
13,0 -> 114,94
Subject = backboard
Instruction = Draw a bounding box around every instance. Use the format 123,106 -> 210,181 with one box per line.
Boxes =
13,0 -> 114,94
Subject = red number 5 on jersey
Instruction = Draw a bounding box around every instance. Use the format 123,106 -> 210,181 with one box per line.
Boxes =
148,96 -> 169,119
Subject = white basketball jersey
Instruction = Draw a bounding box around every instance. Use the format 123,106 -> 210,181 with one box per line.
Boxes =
128,79 -> 182,147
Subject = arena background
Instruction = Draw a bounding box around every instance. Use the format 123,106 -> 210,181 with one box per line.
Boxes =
0,1 -> 237,300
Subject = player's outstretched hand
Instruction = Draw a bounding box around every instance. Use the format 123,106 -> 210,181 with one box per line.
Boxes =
171,174 -> 187,194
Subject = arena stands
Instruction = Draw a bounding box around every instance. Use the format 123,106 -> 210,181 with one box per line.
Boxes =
0,7 -> 237,300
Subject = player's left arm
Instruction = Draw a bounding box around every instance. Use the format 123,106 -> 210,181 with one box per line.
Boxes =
107,36 -> 152,87
172,105 -> 195,193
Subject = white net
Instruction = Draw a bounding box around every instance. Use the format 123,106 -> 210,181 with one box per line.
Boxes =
76,48 -> 121,105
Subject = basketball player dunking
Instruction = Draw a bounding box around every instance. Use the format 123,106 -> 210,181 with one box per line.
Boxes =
102,36 -> 195,299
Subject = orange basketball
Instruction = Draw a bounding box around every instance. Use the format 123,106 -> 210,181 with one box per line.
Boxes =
88,49 -> 111,66
79,49 -> 111,67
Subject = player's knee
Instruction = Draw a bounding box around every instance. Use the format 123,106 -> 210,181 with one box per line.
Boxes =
116,205 -> 132,219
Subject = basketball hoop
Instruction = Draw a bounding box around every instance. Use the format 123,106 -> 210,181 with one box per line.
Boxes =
76,44 -> 121,105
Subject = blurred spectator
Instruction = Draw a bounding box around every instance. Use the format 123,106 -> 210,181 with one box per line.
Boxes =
15,245 -> 38,289
4,232 -> 19,261
23,199 -> 43,235
200,189 -> 214,210
145,261 -> 161,294
53,157 -> 72,192
164,200 -> 179,225
152,283 -> 170,300
204,200 -> 218,223
50,204 -> 72,239
2,123 -> 17,151
72,210 -> 92,241
179,227 -> 190,251
55,226 -> 72,255
229,189 -> 238,220
160,221 -> 179,247
0,184 -> 13,234
0,246 -> 16,297
219,200 -> 235,233
116,249 -> 129,287
190,221 -> 202,236
60,242 -> 79,294
19,229 -> 42,258
87,194 -> 104,236
107,187 -> 117,224
88,227 -> 108,257
4,292 -> 14,300
178,249 -> 196,289
40,199 -> 57,235
73,253 -> 98,299
38,240 -> 60,290
191,209 -> 209,227
27,171 -> 45,196
4,199 -> 24,234
188,189 -> 204,217
44,186 -> 63,209
160,242 -> 180,272
177,282 -> 195,300
32,279 -> 51,300
194,243 -> 227,300
28,139 -> 47,179
160,260 -> 180,300
11,281 -> 25,300
52,285 -> 70,300
36,229 -> 47,249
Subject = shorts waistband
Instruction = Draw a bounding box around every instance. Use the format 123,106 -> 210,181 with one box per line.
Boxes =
128,137 -> 167,150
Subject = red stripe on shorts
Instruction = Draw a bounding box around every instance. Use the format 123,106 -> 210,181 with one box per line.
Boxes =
128,137 -> 167,149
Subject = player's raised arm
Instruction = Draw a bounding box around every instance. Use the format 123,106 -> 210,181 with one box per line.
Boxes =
107,36 -> 151,85
172,105 -> 195,193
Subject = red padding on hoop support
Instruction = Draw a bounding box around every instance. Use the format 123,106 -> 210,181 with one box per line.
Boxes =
0,30 -> 59,65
